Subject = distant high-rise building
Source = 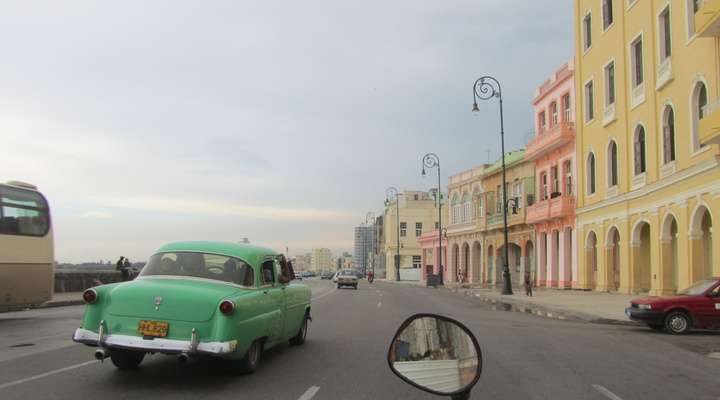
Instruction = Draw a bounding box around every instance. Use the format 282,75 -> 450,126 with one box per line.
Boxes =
310,248 -> 333,272
353,225 -> 374,274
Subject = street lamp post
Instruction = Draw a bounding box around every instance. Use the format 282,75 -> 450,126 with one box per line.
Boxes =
440,227 -> 447,285
385,187 -> 401,282
421,153 -> 443,286
472,75 -> 513,295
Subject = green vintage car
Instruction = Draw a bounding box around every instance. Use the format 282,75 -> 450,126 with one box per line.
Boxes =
73,241 -> 311,372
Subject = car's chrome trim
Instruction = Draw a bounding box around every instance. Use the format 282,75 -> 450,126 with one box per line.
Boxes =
135,275 -> 255,290
97,320 -> 106,346
73,328 -> 237,355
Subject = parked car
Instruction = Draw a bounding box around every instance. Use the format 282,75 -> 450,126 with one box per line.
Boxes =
625,277 -> 720,334
73,241 -> 312,372
321,272 -> 334,280
336,269 -> 358,290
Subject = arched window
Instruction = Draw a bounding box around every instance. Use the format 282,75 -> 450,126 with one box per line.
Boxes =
692,81 -> 708,150
451,194 -> 460,224
634,126 -> 646,175
608,140 -> 618,187
663,106 -> 676,164
587,153 -> 596,195
462,192 -> 472,223
699,83 -> 708,118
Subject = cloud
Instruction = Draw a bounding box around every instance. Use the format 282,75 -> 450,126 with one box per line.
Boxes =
81,211 -> 113,219
92,196 -> 354,222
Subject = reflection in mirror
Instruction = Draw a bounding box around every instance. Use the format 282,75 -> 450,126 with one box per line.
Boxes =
389,316 -> 479,394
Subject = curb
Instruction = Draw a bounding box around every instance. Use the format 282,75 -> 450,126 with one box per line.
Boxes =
0,299 -> 84,313
36,299 -> 85,309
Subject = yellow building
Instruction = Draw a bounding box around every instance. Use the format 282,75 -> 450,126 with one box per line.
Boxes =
476,151 -> 536,287
574,0 -> 720,295
383,190 -> 447,281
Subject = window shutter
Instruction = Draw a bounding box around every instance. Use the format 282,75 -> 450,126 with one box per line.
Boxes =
640,137 -> 646,173
602,1 -> 608,27
663,126 -> 671,164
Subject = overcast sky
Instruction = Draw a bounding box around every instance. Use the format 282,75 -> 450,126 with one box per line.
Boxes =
1,1 -> 573,262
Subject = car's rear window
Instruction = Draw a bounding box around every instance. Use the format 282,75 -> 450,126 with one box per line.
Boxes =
340,270 -> 355,276
140,252 -> 255,287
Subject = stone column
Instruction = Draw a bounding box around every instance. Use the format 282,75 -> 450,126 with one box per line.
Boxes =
558,228 -> 568,288
537,231 -> 547,286
547,229 -> 558,287
649,212 -> 663,295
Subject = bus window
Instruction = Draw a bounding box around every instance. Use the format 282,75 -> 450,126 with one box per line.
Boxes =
0,186 -> 50,237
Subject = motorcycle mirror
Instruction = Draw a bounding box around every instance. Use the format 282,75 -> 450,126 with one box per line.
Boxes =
387,314 -> 482,400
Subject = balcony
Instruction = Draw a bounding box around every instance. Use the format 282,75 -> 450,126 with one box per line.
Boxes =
526,194 -> 575,224
525,122 -> 574,161
700,98 -> 720,145
696,0 -> 720,37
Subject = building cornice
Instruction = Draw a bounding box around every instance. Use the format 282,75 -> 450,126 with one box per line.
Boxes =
577,156 -> 720,215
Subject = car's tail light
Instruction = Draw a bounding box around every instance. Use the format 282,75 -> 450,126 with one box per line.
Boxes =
83,289 -> 98,304
219,300 -> 235,315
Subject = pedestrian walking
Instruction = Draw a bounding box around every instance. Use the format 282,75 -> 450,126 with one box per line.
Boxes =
122,257 -> 131,281
524,271 -> 533,297
116,256 -> 125,272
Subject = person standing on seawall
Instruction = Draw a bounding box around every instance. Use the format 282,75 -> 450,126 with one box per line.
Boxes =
122,257 -> 131,281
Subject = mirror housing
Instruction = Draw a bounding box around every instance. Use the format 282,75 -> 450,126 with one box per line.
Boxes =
387,313 -> 482,398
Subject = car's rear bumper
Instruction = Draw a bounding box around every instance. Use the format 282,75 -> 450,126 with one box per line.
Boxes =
625,308 -> 664,324
73,328 -> 237,355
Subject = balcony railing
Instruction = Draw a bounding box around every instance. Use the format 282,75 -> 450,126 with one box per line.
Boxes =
696,0 -> 720,37
526,122 -> 574,160
700,97 -> 720,145
526,194 -> 575,224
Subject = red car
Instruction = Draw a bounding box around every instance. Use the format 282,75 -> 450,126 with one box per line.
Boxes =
625,277 -> 720,334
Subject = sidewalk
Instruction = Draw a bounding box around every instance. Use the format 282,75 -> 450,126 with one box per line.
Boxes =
452,286 -> 637,326
380,279 -> 638,326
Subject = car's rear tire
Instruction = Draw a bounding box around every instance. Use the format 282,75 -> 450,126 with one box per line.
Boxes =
237,339 -> 263,374
664,311 -> 691,334
337,284 -> 341,289
289,314 -> 309,346
648,324 -> 664,332
110,349 -> 145,370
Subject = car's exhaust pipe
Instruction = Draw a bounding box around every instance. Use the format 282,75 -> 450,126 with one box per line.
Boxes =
178,352 -> 190,364
94,349 -> 109,360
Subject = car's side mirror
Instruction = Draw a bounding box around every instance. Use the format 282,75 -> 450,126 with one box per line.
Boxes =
387,314 -> 482,400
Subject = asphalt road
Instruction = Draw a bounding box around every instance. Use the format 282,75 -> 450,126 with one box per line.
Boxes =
0,279 -> 718,400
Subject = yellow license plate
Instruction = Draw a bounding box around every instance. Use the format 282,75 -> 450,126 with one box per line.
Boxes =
138,320 -> 169,337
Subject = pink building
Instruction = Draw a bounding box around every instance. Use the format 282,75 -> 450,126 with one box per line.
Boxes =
525,60 -> 577,288
418,229 -> 448,284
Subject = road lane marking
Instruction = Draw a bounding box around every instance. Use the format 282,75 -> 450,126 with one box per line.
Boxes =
377,301 -> 382,308
592,384 -> 624,400
298,385 -> 320,400
311,289 -> 335,302
0,360 -> 96,391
